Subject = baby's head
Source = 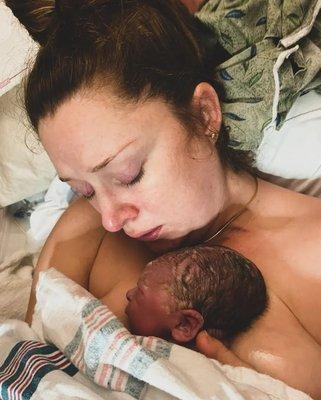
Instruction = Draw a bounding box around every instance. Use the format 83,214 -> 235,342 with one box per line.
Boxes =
125,245 -> 268,343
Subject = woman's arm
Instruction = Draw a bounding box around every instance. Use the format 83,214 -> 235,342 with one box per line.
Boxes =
26,197 -> 155,326
180,0 -> 206,13
25,197 -> 106,324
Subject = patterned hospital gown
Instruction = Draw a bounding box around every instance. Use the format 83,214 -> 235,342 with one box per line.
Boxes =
196,0 -> 321,151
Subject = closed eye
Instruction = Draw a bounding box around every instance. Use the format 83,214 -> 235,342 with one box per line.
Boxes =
69,183 -> 95,201
83,191 -> 95,200
74,165 -> 145,201
124,166 -> 145,188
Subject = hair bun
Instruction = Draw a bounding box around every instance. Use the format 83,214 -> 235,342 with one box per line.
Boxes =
5,0 -> 57,46
5,0 -> 108,46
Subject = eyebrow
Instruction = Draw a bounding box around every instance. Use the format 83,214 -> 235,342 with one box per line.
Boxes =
59,139 -> 136,182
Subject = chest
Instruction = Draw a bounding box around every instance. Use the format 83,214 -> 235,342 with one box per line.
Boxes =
229,293 -> 321,389
220,226 -> 321,345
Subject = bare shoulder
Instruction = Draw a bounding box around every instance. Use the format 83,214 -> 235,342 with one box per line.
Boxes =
259,180 -> 321,253
179,0 -> 205,13
36,197 -> 106,285
26,198 -> 106,324
54,197 -> 103,236
287,189 -> 321,255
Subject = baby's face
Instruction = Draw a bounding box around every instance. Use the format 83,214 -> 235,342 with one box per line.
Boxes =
125,261 -> 174,337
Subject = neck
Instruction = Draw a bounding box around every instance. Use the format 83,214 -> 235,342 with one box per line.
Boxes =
185,169 -> 259,246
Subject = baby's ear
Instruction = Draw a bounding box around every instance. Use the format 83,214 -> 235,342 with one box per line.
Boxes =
171,309 -> 204,343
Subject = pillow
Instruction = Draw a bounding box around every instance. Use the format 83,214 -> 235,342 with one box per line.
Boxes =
255,84 -> 321,180
0,2 -> 55,206
0,83 -> 56,207
0,1 -> 38,98
260,172 -> 321,198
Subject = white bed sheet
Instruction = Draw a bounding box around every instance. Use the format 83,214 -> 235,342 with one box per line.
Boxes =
0,208 -> 34,322
0,176 -> 74,322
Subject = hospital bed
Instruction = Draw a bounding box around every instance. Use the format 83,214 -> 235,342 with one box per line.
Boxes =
0,2 -> 320,399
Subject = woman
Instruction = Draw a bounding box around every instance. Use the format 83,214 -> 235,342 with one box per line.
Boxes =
6,0 -> 321,397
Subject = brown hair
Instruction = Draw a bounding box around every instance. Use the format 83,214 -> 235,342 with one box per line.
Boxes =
6,0 -> 254,173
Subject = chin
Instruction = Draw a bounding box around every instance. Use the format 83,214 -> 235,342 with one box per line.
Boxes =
146,237 -> 184,254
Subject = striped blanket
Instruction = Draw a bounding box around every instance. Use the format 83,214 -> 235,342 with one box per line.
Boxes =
0,269 -> 312,400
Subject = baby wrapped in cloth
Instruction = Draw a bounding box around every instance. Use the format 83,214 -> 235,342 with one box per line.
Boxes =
125,245 -> 268,344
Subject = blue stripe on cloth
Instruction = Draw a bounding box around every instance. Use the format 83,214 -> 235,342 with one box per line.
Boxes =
137,336 -> 172,359
65,299 -> 124,364
65,298 -> 173,399
0,340 -> 78,400
81,299 -> 105,319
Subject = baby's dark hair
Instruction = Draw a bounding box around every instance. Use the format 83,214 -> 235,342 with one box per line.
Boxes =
159,245 -> 268,340
6,0 -> 255,175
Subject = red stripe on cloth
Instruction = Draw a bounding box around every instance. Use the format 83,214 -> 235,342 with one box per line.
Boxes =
0,342 -> 43,382
8,350 -> 67,400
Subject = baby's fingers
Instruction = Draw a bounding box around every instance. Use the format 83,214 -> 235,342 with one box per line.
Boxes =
196,331 -> 250,368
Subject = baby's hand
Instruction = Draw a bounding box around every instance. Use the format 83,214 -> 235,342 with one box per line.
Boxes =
195,331 -> 250,368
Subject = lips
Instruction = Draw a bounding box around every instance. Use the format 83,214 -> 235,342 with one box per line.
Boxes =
129,226 -> 162,241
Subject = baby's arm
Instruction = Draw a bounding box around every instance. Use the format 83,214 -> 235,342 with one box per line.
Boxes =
196,330 -> 321,399
26,197 -> 154,327
196,331 -> 250,368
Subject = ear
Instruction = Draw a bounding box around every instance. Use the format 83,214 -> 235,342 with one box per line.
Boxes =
192,82 -> 222,140
171,309 -> 204,343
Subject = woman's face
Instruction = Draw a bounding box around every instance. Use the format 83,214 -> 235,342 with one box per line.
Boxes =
39,87 -> 226,253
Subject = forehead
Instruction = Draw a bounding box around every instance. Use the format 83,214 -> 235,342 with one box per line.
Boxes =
38,89 -> 182,174
141,259 -> 174,286
144,251 -> 204,285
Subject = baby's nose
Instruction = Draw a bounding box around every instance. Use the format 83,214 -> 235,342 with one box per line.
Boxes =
126,287 -> 136,301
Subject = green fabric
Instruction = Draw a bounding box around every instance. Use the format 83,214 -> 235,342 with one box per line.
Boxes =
196,0 -> 321,151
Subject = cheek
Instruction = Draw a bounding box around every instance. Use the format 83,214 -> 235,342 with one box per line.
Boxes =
127,298 -> 163,335
166,150 -> 224,216
145,160 -> 212,220
136,154 -> 188,214
134,137 -> 223,227
128,308 -> 154,335
132,314 -> 162,336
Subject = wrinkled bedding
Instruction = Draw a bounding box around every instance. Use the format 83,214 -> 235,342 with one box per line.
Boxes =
0,0 -> 37,97
0,268 -> 311,400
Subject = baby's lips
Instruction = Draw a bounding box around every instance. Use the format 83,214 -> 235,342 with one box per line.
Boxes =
126,287 -> 135,302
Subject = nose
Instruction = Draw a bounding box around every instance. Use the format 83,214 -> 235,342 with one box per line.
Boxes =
126,287 -> 136,302
99,198 -> 139,233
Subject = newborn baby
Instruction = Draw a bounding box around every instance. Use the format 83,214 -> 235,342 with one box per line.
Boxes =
125,245 -> 268,344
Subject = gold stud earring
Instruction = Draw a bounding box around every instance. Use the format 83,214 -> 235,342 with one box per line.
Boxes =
207,129 -> 218,143
211,131 -> 218,140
